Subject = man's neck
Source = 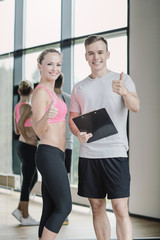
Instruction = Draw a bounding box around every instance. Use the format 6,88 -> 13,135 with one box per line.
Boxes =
90,68 -> 110,79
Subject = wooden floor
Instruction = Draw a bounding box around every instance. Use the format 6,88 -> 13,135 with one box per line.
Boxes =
0,187 -> 160,240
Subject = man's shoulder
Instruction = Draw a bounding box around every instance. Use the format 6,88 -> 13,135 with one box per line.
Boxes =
73,76 -> 90,88
109,71 -> 131,80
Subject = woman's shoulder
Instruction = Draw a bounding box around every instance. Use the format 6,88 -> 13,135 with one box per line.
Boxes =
15,102 -> 28,111
19,103 -> 31,115
32,86 -> 51,108
33,86 -> 50,99
20,102 -> 31,109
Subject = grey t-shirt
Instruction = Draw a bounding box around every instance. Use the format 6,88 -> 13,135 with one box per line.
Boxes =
70,71 -> 137,158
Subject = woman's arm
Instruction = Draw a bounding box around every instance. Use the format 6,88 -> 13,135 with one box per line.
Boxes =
14,109 -> 20,135
31,89 -> 49,138
18,104 -> 32,139
31,88 -> 58,138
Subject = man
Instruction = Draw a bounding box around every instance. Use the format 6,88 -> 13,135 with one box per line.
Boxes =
54,73 -> 73,225
69,35 -> 140,240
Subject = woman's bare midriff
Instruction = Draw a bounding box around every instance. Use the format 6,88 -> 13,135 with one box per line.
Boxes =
40,121 -> 66,152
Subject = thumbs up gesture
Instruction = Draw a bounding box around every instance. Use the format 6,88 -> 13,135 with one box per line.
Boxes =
112,72 -> 127,96
47,100 -> 58,119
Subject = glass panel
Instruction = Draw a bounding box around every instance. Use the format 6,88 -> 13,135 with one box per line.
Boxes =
24,46 -> 60,83
24,0 -> 61,48
107,35 -> 127,73
73,43 -> 90,84
24,51 -> 41,83
0,0 -> 15,54
71,136 -> 80,185
0,56 -> 13,173
73,0 -> 127,37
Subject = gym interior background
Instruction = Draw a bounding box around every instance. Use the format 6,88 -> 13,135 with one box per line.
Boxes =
0,0 -> 159,226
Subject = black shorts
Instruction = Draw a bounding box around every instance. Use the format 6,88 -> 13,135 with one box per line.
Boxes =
78,157 -> 130,199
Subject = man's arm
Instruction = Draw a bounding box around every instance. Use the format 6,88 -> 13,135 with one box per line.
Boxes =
122,91 -> 140,113
69,112 -> 92,143
112,72 -> 140,112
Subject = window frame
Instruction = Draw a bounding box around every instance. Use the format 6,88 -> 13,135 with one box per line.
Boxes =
0,0 -> 130,208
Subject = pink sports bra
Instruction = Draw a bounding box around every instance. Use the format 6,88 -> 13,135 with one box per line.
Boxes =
35,85 -> 67,123
15,102 -> 32,127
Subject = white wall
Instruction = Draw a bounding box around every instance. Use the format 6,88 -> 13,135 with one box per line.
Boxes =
129,0 -> 160,219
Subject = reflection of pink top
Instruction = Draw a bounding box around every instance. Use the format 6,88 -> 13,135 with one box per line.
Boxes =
15,102 -> 31,127
35,85 -> 67,123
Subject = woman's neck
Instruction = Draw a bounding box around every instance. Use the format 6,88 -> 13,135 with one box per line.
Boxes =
20,96 -> 29,102
39,80 -> 55,91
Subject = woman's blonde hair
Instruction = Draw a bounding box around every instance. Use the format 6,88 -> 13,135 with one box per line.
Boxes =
18,80 -> 34,96
37,48 -> 62,64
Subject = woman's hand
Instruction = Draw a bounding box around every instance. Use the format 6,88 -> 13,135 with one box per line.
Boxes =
46,100 -> 58,119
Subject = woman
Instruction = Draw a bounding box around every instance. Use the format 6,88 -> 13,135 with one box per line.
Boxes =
31,48 -> 72,240
12,80 -> 39,226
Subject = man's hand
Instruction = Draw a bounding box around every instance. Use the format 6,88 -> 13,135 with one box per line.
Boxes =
112,72 -> 128,96
77,132 -> 93,143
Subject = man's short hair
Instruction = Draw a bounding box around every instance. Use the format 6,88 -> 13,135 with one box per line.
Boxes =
84,35 -> 108,51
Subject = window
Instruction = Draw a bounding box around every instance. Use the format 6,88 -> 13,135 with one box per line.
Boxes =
0,1 -> 129,207
0,0 -> 15,54
73,42 -> 90,84
24,51 -> 41,83
24,0 -> 61,48
107,35 -> 127,73
0,56 -> 13,173
73,0 -> 127,37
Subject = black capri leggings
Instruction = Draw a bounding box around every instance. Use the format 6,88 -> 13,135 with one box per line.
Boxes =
17,141 -> 38,201
35,144 -> 72,237
65,148 -> 72,173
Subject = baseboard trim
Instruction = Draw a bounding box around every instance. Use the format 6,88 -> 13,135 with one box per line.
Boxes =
0,173 -> 20,190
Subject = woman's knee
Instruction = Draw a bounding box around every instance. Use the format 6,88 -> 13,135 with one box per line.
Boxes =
33,170 -> 38,183
61,199 -> 72,217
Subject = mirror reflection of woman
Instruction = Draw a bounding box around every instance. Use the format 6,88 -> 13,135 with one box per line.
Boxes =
12,80 -> 39,226
31,48 -> 72,240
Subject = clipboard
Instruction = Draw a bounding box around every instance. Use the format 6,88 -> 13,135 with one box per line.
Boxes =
72,108 -> 118,143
